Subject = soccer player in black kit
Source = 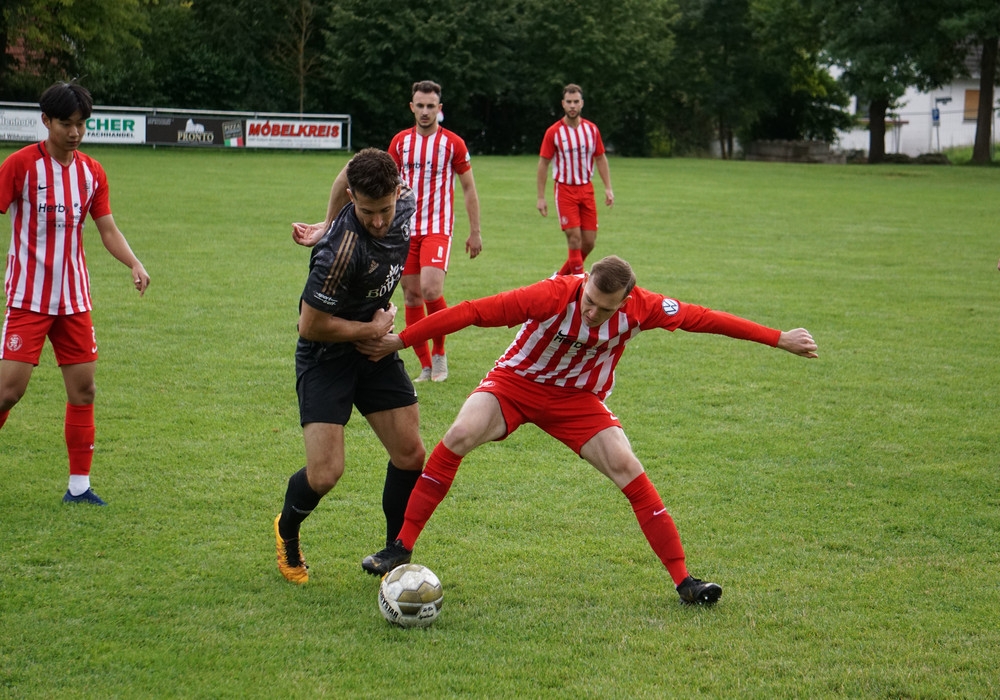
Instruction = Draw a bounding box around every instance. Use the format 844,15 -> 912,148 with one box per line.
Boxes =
274,148 -> 425,584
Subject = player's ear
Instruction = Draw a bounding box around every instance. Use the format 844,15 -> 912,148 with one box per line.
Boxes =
346,188 -> 355,204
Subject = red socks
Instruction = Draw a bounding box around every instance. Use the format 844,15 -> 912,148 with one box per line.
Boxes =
0,410 -> 9,429
558,248 -> 585,276
397,442 -> 463,550
622,472 -> 689,585
65,403 -> 95,476
425,296 -> 448,356
405,304 -> 432,369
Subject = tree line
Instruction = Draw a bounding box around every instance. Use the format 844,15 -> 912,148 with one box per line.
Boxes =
2,0 -> 998,163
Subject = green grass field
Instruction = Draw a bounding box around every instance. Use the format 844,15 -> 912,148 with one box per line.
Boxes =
1,146 -> 998,698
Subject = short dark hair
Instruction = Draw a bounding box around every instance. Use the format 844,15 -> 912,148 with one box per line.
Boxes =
590,256 -> 636,297
39,82 -> 93,120
562,83 -> 583,98
346,148 -> 400,200
411,80 -> 442,99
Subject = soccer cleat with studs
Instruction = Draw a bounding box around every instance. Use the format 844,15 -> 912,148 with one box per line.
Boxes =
431,354 -> 448,382
413,367 -> 432,383
676,575 -> 722,605
62,488 -> 107,506
361,538 -> 412,576
274,514 -> 309,584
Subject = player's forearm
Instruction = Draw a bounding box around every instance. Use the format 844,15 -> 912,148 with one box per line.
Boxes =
680,306 -> 781,346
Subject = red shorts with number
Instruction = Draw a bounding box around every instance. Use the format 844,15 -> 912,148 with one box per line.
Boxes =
1,308 -> 98,366
403,233 -> 452,276
554,181 -> 598,232
472,367 -> 621,455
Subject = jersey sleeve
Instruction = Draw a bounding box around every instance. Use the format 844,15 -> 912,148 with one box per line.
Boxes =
398,277 -> 572,348
631,287 -> 781,346
0,148 -> 27,214
538,123 -> 558,159
87,158 -> 112,220
450,133 -> 472,175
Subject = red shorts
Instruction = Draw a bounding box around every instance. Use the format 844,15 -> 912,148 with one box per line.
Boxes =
1,308 -> 98,366
473,368 -> 621,455
403,233 -> 452,276
554,181 -> 598,232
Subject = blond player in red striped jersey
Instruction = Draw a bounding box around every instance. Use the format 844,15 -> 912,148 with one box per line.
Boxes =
537,84 -> 614,276
357,256 -> 817,605
0,82 -> 150,506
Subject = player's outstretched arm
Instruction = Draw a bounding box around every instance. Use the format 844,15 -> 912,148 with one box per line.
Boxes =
777,328 -> 818,358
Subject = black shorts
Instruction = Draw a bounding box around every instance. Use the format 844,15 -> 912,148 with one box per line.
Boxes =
297,351 -> 417,426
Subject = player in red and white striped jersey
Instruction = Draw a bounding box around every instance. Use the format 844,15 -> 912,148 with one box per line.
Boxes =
0,82 -> 150,506
388,80 -> 482,383
358,256 -> 817,604
537,84 -> 614,276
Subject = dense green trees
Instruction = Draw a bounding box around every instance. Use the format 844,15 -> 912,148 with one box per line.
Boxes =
1,0 -> 995,158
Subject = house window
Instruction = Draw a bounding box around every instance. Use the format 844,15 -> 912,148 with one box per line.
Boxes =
964,90 -> 979,121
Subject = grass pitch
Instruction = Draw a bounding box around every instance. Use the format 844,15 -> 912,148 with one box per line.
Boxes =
1,146 -> 998,698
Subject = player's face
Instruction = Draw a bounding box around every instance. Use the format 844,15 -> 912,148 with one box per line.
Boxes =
411,91 -> 442,132
579,280 -> 628,328
42,111 -> 87,155
562,92 -> 583,121
349,187 -> 400,239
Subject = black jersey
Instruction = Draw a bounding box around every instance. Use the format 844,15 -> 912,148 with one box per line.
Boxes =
296,186 -> 416,368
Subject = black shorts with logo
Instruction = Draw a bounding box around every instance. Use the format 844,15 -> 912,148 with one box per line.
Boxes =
296,350 -> 417,426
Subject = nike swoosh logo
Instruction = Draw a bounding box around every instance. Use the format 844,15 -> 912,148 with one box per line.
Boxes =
91,346 -> 98,353
430,258 -> 443,263
653,508 -> 667,516
38,185 -> 50,190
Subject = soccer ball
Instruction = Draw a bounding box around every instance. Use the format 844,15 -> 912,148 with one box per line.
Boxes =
378,563 -> 443,628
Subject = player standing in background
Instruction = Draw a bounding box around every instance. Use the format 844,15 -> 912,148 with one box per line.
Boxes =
357,255 -> 818,604
537,84 -> 614,276
0,81 -> 150,506
388,80 -> 483,383
275,148 -> 426,584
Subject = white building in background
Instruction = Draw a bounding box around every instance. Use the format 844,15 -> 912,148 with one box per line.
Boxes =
836,78 -> 997,156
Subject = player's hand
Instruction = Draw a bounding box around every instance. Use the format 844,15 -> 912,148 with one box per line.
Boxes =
292,221 -> 327,247
778,328 -> 818,358
466,232 -> 483,259
368,303 -> 397,338
355,333 -> 405,362
605,189 -> 615,208
537,198 -> 548,217
132,263 -> 150,296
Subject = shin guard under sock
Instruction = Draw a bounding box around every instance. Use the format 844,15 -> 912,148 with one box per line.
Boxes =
65,403 -> 95,477
405,304 -> 432,369
280,467 -> 322,540
622,472 -> 689,585
397,443 -> 463,550
382,461 -> 422,545
425,296 -> 448,356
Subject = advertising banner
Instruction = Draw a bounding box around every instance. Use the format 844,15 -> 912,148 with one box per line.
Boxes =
0,108 -> 45,142
245,119 -> 344,149
84,112 -> 146,144
0,109 -> 146,144
146,116 -> 246,147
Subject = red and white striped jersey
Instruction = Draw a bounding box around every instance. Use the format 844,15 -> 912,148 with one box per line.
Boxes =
0,142 -> 111,315
398,274 -> 781,401
388,126 -> 472,237
539,119 -> 605,186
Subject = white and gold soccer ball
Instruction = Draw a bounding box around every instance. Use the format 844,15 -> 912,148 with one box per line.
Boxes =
378,563 -> 443,628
